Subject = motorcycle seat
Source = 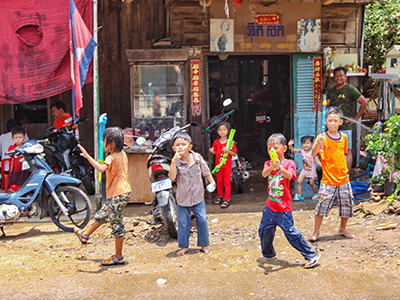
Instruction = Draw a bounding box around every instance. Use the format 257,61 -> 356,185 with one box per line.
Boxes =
0,193 -> 12,202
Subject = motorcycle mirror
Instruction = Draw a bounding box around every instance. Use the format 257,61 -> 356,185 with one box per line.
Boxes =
135,137 -> 146,146
222,98 -> 232,107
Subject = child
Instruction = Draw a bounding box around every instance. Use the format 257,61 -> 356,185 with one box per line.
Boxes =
258,133 -> 320,268
209,122 -> 237,208
8,127 -> 30,192
74,127 -> 131,266
288,136 -> 321,201
169,132 -> 216,256
309,107 -> 355,242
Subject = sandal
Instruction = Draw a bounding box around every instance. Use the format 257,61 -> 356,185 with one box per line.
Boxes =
74,227 -> 89,244
214,197 -> 222,205
101,255 -> 125,266
220,200 -> 230,208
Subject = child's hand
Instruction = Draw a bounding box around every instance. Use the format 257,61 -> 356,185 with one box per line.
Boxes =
78,144 -> 90,159
209,147 -> 215,154
288,139 -> 295,146
172,151 -> 183,163
222,147 -> 229,153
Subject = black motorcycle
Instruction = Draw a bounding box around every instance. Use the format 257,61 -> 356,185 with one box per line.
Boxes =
40,120 -> 95,195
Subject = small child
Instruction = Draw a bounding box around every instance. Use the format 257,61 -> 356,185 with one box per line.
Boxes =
74,127 -> 131,266
288,136 -> 321,201
258,133 -> 320,268
8,127 -> 30,192
309,107 -> 355,242
169,133 -> 216,256
209,122 -> 237,208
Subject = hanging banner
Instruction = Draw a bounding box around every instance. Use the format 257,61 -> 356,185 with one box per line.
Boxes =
313,57 -> 322,112
191,59 -> 201,116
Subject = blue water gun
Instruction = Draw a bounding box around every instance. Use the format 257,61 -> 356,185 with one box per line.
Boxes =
321,94 -> 327,151
98,113 -> 108,184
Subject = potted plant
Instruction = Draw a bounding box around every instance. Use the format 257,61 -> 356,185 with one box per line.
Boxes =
365,114 -> 400,195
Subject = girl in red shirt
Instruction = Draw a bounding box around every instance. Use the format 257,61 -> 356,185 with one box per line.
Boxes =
209,122 -> 237,208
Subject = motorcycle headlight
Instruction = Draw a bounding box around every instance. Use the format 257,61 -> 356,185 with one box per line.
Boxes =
24,143 -> 44,154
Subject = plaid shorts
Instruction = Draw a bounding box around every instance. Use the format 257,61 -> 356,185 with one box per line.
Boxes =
314,182 -> 354,218
95,192 -> 131,238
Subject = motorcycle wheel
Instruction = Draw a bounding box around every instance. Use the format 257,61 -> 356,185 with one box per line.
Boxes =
232,168 -> 243,194
48,186 -> 92,232
81,174 -> 95,195
160,192 -> 178,239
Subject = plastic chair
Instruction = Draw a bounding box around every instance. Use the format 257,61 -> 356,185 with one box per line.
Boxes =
1,158 -> 12,193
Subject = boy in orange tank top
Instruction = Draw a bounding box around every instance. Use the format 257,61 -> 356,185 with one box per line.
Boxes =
309,107 -> 355,242
74,127 -> 131,266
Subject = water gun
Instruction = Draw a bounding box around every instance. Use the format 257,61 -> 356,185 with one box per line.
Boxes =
212,129 -> 236,174
269,147 -> 279,169
98,113 -> 108,185
321,94 -> 327,152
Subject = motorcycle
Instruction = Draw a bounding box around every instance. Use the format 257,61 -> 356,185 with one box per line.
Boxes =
40,118 -> 95,195
256,111 -> 271,156
0,140 -> 92,236
205,98 -> 251,193
142,122 -> 197,239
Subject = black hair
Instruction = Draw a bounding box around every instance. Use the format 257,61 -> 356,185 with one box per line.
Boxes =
11,127 -> 25,137
6,118 -> 21,132
333,67 -> 347,76
326,106 -> 343,118
50,101 -> 66,111
267,133 -> 287,146
103,127 -> 124,152
217,122 -> 231,132
173,132 -> 192,144
301,135 -> 314,144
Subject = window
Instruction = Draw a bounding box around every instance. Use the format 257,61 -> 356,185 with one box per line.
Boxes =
132,64 -> 185,141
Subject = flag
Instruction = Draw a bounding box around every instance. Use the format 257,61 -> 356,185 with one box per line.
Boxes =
69,0 -> 96,120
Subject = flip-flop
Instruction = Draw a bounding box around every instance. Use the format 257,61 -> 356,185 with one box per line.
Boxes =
220,200 -> 230,208
214,198 -> 222,205
101,255 -> 125,266
304,254 -> 320,269
73,227 -> 89,244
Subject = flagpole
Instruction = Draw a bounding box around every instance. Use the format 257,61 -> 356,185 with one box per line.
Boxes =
93,0 -> 101,208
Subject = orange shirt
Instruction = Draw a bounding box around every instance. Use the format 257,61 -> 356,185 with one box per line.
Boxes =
104,151 -> 131,198
314,132 -> 349,186
54,113 -> 73,129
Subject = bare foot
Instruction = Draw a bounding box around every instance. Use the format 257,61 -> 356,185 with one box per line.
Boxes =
256,256 -> 277,263
338,229 -> 355,239
308,233 -> 319,242
176,248 -> 189,256
200,246 -> 211,254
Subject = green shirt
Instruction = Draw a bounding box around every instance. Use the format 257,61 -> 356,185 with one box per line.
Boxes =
327,84 -> 361,130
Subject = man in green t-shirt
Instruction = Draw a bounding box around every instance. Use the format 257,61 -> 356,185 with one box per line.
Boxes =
327,67 -> 367,170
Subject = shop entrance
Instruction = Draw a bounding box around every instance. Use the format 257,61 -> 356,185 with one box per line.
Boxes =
208,55 -> 291,168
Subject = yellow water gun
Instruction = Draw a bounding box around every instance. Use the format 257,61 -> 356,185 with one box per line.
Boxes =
269,147 -> 279,169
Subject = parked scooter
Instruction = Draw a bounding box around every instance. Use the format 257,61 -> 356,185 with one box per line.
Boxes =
205,99 -> 251,193
40,118 -> 95,195
0,140 -> 92,236
142,122 -> 197,239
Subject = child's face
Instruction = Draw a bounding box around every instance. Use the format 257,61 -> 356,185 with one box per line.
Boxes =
267,141 -> 287,159
103,138 -> 114,152
302,140 -> 313,151
217,125 -> 229,138
325,113 -> 343,133
12,133 -> 25,146
172,138 -> 192,156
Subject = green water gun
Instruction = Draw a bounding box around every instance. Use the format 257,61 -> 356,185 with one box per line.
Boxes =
212,129 -> 236,174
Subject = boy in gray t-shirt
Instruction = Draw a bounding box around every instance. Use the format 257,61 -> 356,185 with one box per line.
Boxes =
169,133 -> 216,256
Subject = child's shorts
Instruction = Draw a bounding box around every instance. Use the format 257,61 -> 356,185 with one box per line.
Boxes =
95,192 -> 131,238
314,182 -> 354,218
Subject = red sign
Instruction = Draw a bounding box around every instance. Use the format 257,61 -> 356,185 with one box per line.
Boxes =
191,60 -> 201,116
256,14 -> 280,25
313,57 -> 323,112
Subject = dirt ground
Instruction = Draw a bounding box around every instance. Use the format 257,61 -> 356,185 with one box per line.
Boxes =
1,179 -> 400,300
